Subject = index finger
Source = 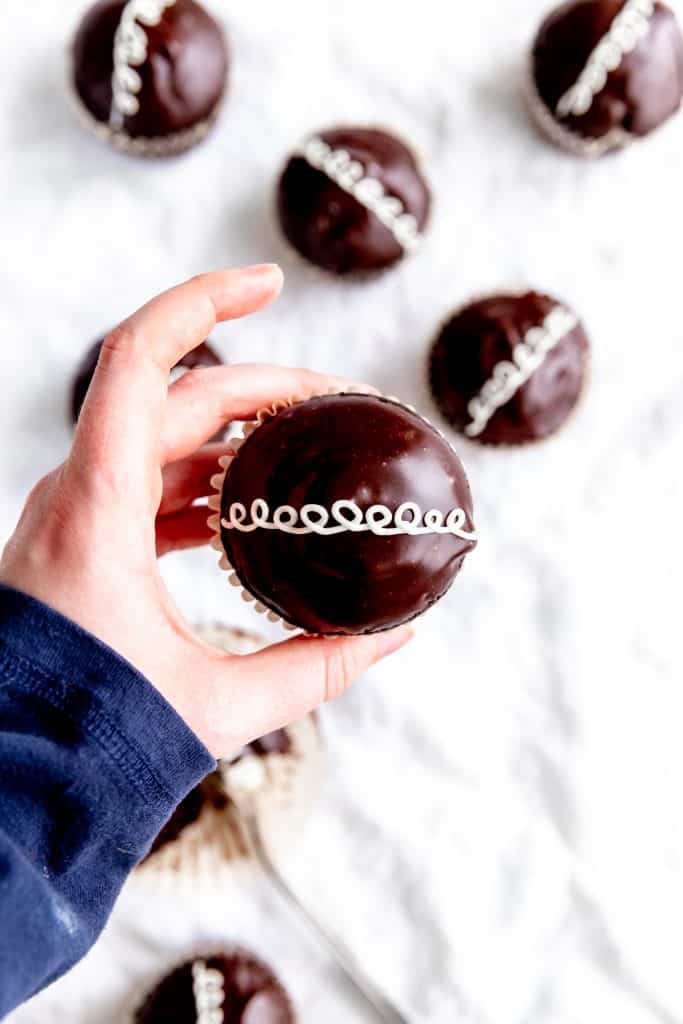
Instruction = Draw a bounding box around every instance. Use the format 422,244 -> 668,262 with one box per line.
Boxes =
73,265 -> 283,485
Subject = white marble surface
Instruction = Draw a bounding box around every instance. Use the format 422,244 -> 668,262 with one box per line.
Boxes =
2,1 -> 683,1021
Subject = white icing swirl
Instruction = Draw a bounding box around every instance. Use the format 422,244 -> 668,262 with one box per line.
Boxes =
192,960 -> 224,1024
222,499 -> 477,541
556,0 -> 655,119
298,136 -> 422,253
110,0 -> 177,124
465,305 -> 579,439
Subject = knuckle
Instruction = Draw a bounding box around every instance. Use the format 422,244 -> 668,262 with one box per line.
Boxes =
188,275 -> 218,315
101,322 -> 138,360
26,472 -> 53,504
22,467 -> 67,517
2,467 -> 71,573
101,321 -> 168,378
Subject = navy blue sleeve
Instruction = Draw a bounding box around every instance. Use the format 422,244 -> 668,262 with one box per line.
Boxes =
0,585 -> 215,1017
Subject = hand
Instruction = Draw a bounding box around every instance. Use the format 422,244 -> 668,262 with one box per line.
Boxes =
0,266 -> 413,758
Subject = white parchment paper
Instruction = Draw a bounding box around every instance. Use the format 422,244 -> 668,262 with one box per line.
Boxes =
1,1 -> 682,1021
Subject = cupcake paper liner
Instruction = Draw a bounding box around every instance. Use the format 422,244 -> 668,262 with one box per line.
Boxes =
135,626 -> 324,886
137,714 -> 323,884
207,385 -> 463,634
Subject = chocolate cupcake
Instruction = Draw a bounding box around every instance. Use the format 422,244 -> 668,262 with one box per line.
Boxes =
133,950 -> 295,1023
70,335 -> 223,424
429,292 -> 590,446
208,391 -> 477,635
138,626 -> 323,878
71,0 -> 229,157
528,0 -> 683,156
277,127 -> 431,275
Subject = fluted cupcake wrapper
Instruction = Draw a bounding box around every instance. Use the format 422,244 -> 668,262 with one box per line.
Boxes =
135,713 -> 323,887
135,627 -> 324,887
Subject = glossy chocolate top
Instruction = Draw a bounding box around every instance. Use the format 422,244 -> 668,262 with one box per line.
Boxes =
533,0 -> 683,140
429,292 -> 589,446
277,127 -> 430,275
70,336 -> 222,423
134,952 -> 294,1024
73,0 -> 228,138
220,394 -> 476,635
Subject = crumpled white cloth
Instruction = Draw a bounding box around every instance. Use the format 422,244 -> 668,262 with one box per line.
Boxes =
2,1 -> 683,1021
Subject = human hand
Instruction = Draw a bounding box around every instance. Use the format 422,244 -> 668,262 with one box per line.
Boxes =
0,266 -> 413,757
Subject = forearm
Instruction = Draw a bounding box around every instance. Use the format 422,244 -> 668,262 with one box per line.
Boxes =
0,585 -> 214,1016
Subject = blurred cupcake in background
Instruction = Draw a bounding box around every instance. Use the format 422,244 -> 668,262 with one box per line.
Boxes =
70,0 -> 229,157
527,0 -> 683,156
70,334 -> 224,424
429,291 -> 590,445
277,126 -> 431,276
132,947 -> 296,1023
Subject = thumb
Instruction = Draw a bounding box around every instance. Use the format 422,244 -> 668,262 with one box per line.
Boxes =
203,626 -> 414,757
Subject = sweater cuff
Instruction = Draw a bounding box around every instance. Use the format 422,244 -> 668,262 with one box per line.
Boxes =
0,584 -> 215,808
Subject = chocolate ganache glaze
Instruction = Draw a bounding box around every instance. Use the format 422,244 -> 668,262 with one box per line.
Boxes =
531,0 -> 683,149
72,0 -> 228,145
429,292 -> 590,446
70,336 -> 222,424
277,127 -> 431,275
219,394 -> 477,635
134,951 -> 294,1023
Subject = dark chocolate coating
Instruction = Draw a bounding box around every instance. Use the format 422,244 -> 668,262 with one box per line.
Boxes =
145,728 -> 292,859
70,336 -> 223,424
277,127 -> 430,275
429,292 -> 589,446
134,952 -> 294,1023
72,0 -> 228,139
220,394 -> 476,635
532,0 -> 683,141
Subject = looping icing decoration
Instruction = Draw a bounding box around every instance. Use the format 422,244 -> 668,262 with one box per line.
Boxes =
222,499 -> 478,542
466,305 -> 578,438
110,0 -> 177,123
299,136 -> 422,253
556,0 -> 655,118
192,960 -> 224,1024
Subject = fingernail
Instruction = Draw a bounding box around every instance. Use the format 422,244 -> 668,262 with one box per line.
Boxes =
375,624 -> 415,659
233,264 -> 284,298
243,263 -> 283,280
